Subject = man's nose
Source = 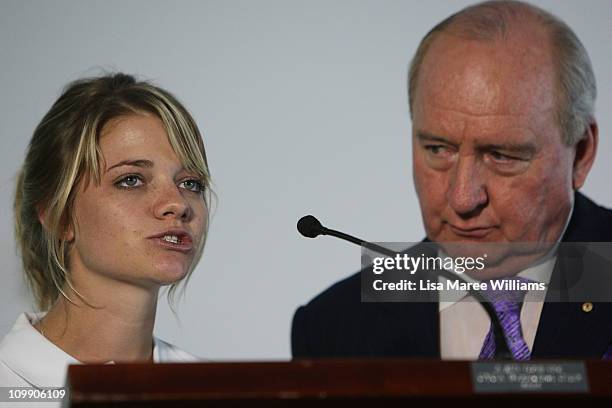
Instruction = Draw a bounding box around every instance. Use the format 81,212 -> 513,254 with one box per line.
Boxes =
446,155 -> 488,216
153,183 -> 192,221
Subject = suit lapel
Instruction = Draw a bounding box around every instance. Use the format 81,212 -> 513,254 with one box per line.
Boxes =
532,192 -> 612,358
532,302 -> 612,358
532,253 -> 611,358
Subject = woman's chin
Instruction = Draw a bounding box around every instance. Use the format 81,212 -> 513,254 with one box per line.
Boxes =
147,262 -> 190,286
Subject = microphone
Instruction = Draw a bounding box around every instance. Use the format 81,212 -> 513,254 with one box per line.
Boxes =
296,214 -> 512,360
296,215 -> 324,238
297,215 -> 396,256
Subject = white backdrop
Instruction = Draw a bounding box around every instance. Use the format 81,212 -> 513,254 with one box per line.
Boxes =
1,0 -> 611,360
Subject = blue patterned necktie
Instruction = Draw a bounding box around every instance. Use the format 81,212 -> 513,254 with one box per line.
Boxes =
479,277 -> 531,360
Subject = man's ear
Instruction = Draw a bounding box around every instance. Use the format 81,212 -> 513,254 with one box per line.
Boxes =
572,120 -> 598,190
37,204 -> 75,242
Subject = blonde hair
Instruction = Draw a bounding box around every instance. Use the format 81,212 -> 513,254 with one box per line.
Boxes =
408,0 -> 596,145
15,73 -> 212,311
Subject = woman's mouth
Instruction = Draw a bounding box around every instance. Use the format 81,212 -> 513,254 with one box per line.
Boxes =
149,231 -> 194,252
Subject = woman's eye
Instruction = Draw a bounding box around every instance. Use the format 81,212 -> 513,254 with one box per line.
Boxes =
116,175 -> 144,189
179,179 -> 204,193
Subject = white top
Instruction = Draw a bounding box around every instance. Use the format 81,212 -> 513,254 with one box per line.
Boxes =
0,312 -> 198,407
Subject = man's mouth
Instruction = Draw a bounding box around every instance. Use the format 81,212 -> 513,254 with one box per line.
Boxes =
448,224 -> 496,238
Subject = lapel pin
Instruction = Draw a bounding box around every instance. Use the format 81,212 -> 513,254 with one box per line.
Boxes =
582,302 -> 593,313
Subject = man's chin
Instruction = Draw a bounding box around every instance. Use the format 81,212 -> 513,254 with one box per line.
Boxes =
436,239 -> 505,260
436,238 -> 556,279
434,227 -> 502,243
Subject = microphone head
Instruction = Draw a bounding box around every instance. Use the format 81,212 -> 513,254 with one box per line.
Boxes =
297,215 -> 324,238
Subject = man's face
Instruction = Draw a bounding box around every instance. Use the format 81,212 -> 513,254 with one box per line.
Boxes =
412,31 -> 576,250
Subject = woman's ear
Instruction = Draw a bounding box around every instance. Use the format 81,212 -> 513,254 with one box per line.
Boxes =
36,203 -> 47,229
37,204 -> 75,242
572,120 -> 598,190
64,222 -> 75,242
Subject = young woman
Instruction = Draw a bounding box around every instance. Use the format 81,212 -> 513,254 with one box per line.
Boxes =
0,73 -> 211,388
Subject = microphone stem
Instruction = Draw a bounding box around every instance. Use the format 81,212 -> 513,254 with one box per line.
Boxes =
324,229 -> 402,258
323,228 -> 367,248
322,227 -> 511,359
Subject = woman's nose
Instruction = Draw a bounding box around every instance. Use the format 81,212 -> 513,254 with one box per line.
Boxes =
152,183 -> 192,221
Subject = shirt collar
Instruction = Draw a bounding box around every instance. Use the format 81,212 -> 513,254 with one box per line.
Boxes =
0,312 -> 78,387
0,312 -> 163,387
438,255 -> 556,311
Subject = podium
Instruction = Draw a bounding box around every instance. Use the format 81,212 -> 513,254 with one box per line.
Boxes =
65,359 -> 612,406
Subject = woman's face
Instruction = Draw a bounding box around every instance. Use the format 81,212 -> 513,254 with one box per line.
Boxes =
67,114 -> 207,290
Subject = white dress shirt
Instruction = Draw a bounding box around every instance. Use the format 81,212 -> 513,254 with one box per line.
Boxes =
0,312 -> 198,407
439,256 -> 555,359
439,202 -> 573,360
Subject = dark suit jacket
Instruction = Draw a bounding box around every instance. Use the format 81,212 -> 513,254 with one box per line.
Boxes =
291,192 -> 612,358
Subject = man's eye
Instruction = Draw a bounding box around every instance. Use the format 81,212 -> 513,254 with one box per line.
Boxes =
485,151 -> 531,175
116,175 -> 144,189
179,179 -> 205,193
489,151 -> 518,163
425,145 -> 448,155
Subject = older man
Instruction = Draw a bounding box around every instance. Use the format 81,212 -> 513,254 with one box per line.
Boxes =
292,0 -> 612,359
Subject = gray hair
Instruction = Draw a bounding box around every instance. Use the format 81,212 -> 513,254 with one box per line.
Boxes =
408,0 -> 596,145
